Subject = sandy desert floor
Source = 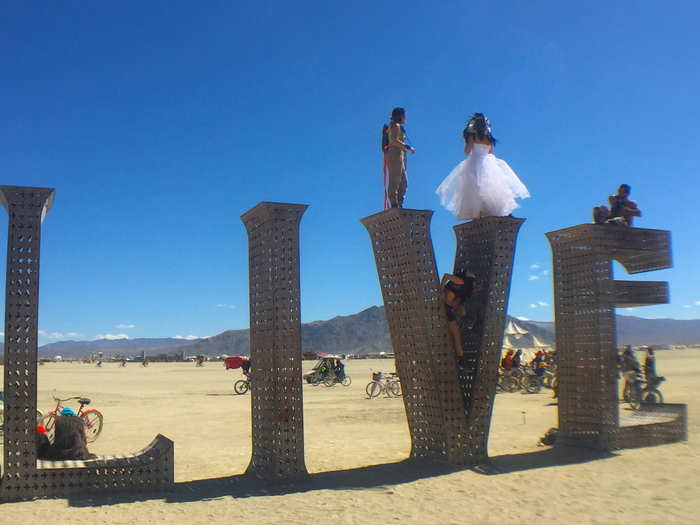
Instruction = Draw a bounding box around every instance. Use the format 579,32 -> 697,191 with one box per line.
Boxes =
1,350 -> 698,524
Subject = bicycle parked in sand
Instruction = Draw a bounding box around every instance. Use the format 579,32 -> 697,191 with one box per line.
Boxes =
41,392 -> 104,443
366,372 -> 402,399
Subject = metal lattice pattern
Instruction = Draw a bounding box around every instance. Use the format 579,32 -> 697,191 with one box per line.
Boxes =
0,186 -> 174,502
452,217 -> 524,458
547,224 -> 686,449
361,210 -> 522,464
241,202 -> 308,480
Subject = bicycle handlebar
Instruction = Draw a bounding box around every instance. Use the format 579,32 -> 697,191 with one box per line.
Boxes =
52,395 -> 82,402
51,390 -> 83,403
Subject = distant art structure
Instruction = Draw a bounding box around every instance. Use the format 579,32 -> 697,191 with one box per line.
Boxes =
361,209 -> 522,464
241,202 -> 308,480
547,224 -> 687,449
0,186 -> 173,502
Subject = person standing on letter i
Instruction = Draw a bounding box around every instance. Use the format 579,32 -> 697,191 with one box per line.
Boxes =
382,107 -> 415,209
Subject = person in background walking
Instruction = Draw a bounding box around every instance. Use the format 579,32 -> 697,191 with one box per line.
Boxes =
644,346 -> 657,381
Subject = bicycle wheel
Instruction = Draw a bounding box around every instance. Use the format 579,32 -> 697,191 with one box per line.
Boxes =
628,389 -> 642,410
504,376 -> 520,393
523,376 -> 542,394
341,376 -> 352,387
41,412 -> 58,442
81,409 -> 104,443
234,380 -> 249,395
366,381 -> 382,399
643,389 -> 663,404
388,380 -> 402,397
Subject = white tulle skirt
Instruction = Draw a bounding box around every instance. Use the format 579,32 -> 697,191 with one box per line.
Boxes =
436,147 -> 530,220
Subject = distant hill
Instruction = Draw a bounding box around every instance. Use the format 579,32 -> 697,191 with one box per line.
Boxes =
167,305 -> 391,357
38,337 -> 194,359
2,307 -> 698,360
615,316 -> 700,346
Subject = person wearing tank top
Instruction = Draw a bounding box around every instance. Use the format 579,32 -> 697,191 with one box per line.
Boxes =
385,107 -> 415,208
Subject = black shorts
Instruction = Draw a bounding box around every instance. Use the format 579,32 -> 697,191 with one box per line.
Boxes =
446,305 -> 457,322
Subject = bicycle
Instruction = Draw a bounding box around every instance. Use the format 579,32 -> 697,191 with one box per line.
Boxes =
641,376 -> 665,404
623,375 -> 665,409
497,369 -> 520,393
234,374 -> 251,395
323,374 -> 352,387
366,372 -> 401,399
520,369 -> 544,394
0,392 -> 44,435
41,392 -> 104,443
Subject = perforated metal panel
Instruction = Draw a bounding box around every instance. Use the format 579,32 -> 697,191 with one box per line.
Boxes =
547,224 -> 686,449
0,186 -> 174,502
452,217 -> 524,458
241,202 -> 308,480
361,210 -> 522,464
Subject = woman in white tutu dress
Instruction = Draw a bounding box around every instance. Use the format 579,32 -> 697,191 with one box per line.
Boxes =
436,113 -> 529,220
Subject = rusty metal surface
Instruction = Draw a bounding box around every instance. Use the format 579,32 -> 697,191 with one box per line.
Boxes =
546,224 -> 686,449
241,202 -> 308,480
0,186 -> 173,502
361,210 -> 522,464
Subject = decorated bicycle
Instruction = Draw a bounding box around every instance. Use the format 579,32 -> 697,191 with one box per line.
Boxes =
41,391 -> 104,443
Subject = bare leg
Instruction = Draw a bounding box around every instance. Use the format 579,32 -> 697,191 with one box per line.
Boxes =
448,321 -> 463,357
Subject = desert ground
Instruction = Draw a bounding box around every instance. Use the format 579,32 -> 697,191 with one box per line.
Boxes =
1,350 -> 698,525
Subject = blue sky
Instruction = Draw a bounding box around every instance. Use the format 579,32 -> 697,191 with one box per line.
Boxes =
1,1 -> 698,344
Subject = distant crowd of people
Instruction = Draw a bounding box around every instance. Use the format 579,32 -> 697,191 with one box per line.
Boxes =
501,349 -> 552,377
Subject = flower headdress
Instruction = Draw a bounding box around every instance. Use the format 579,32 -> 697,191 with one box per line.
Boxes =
465,113 -> 492,135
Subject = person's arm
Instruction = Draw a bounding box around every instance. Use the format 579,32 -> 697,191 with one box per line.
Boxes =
624,201 -> 641,217
441,273 -> 464,285
389,123 -> 414,153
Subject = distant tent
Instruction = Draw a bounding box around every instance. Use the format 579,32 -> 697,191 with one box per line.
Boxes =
501,317 -> 553,359
502,335 -> 518,349
505,320 -> 529,336
531,335 -> 549,348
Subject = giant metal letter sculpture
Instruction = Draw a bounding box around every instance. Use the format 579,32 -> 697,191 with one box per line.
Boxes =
547,224 -> 687,449
0,186 -> 173,502
242,202 -> 308,479
452,216 -> 524,459
361,210 -> 522,464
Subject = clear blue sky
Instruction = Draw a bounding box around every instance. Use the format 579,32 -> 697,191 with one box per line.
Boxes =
1,1 -> 698,344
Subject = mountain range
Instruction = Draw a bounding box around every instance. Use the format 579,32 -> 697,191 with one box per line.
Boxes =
3,306 -> 697,359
